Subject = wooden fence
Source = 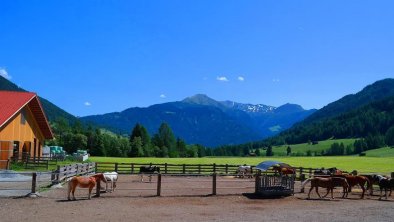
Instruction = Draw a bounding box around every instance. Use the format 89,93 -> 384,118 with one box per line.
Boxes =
51,162 -> 96,183
24,157 -> 55,170
96,162 -> 255,175
95,162 -> 319,180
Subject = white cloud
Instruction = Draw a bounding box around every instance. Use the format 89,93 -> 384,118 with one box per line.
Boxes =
84,102 -> 91,106
238,76 -> 245,81
217,76 -> 229,82
0,68 -> 11,80
160,94 -> 166,98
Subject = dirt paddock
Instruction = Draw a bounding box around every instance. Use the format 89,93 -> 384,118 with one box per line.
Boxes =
1,175 -> 393,222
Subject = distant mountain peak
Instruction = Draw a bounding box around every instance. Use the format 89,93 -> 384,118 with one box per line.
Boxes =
275,103 -> 305,113
182,94 -> 224,107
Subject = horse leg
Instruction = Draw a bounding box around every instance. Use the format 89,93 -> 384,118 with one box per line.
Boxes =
322,188 -> 330,198
342,185 -> 347,198
140,174 -> 143,182
331,188 -> 334,199
71,185 -> 77,201
315,187 -> 322,198
88,182 -> 96,200
360,183 -> 365,199
67,182 -> 72,200
149,175 -> 152,183
111,180 -> 114,192
307,186 -> 313,199
379,188 -> 383,200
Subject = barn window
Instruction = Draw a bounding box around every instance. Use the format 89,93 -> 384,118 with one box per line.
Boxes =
21,110 -> 26,125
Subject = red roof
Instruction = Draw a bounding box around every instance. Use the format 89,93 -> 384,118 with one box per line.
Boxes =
0,91 -> 53,139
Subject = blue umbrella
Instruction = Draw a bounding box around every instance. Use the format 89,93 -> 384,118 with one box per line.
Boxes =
255,160 -> 291,171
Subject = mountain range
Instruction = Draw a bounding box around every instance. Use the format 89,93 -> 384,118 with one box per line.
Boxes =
265,78 -> 394,145
3,75 -> 393,148
81,94 -> 316,147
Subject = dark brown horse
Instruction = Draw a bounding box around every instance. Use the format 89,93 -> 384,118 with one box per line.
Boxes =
301,177 -> 349,199
68,173 -> 106,200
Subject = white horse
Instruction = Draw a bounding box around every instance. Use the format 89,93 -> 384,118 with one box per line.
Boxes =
237,165 -> 252,178
103,172 -> 118,192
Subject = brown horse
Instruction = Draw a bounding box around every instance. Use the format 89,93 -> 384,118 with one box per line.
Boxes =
273,165 -> 295,175
339,175 -> 370,199
68,173 -> 106,201
301,177 -> 349,199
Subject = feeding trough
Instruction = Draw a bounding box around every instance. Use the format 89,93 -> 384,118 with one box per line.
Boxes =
255,160 -> 295,197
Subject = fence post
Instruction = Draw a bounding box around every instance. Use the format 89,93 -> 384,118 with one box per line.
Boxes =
391,172 -> 394,178
182,164 -> 186,174
309,168 -> 312,178
212,173 -> 217,195
6,159 -> 10,170
56,165 -> 60,183
157,173 -> 162,196
198,165 -> 201,174
213,163 -> 216,173
95,162 -> 98,173
300,174 -> 306,182
131,163 -> 134,174
31,172 -> 37,194
96,179 -> 101,197
165,163 -> 168,174
299,167 -> 303,180
225,164 -> 228,174
115,163 -> 119,172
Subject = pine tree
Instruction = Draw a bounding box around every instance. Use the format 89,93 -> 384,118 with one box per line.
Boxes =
286,146 -> 292,156
266,145 -> 273,156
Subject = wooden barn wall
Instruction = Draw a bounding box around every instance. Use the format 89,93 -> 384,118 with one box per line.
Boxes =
0,106 -> 45,159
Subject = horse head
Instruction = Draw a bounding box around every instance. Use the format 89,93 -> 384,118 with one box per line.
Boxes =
92,173 -> 107,183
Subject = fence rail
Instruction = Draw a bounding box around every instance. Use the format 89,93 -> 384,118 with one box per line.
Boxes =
52,162 -> 96,183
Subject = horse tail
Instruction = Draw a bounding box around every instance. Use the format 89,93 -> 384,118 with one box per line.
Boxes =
301,178 -> 312,193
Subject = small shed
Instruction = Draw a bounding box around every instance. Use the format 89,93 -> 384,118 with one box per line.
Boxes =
255,161 -> 295,197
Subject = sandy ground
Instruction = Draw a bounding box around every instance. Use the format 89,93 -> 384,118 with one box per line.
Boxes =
0,175 -> 393,222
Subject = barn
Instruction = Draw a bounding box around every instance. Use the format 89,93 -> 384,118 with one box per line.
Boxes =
0,91 -> 53,169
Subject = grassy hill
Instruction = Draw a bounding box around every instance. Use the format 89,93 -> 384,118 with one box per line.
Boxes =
364,147 -> 394,157
270,139 -> 356,156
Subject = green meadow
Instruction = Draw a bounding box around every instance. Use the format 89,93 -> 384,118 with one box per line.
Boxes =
271,138 -> 356,156
90,155 -> 394,175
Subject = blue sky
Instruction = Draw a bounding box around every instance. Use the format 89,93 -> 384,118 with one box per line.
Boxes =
1,1 -> 393,117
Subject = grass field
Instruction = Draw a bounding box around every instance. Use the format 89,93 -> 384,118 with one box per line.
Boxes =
90,156 -> 394,174
271,138 -> 356,156
364,147 -> 394,157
